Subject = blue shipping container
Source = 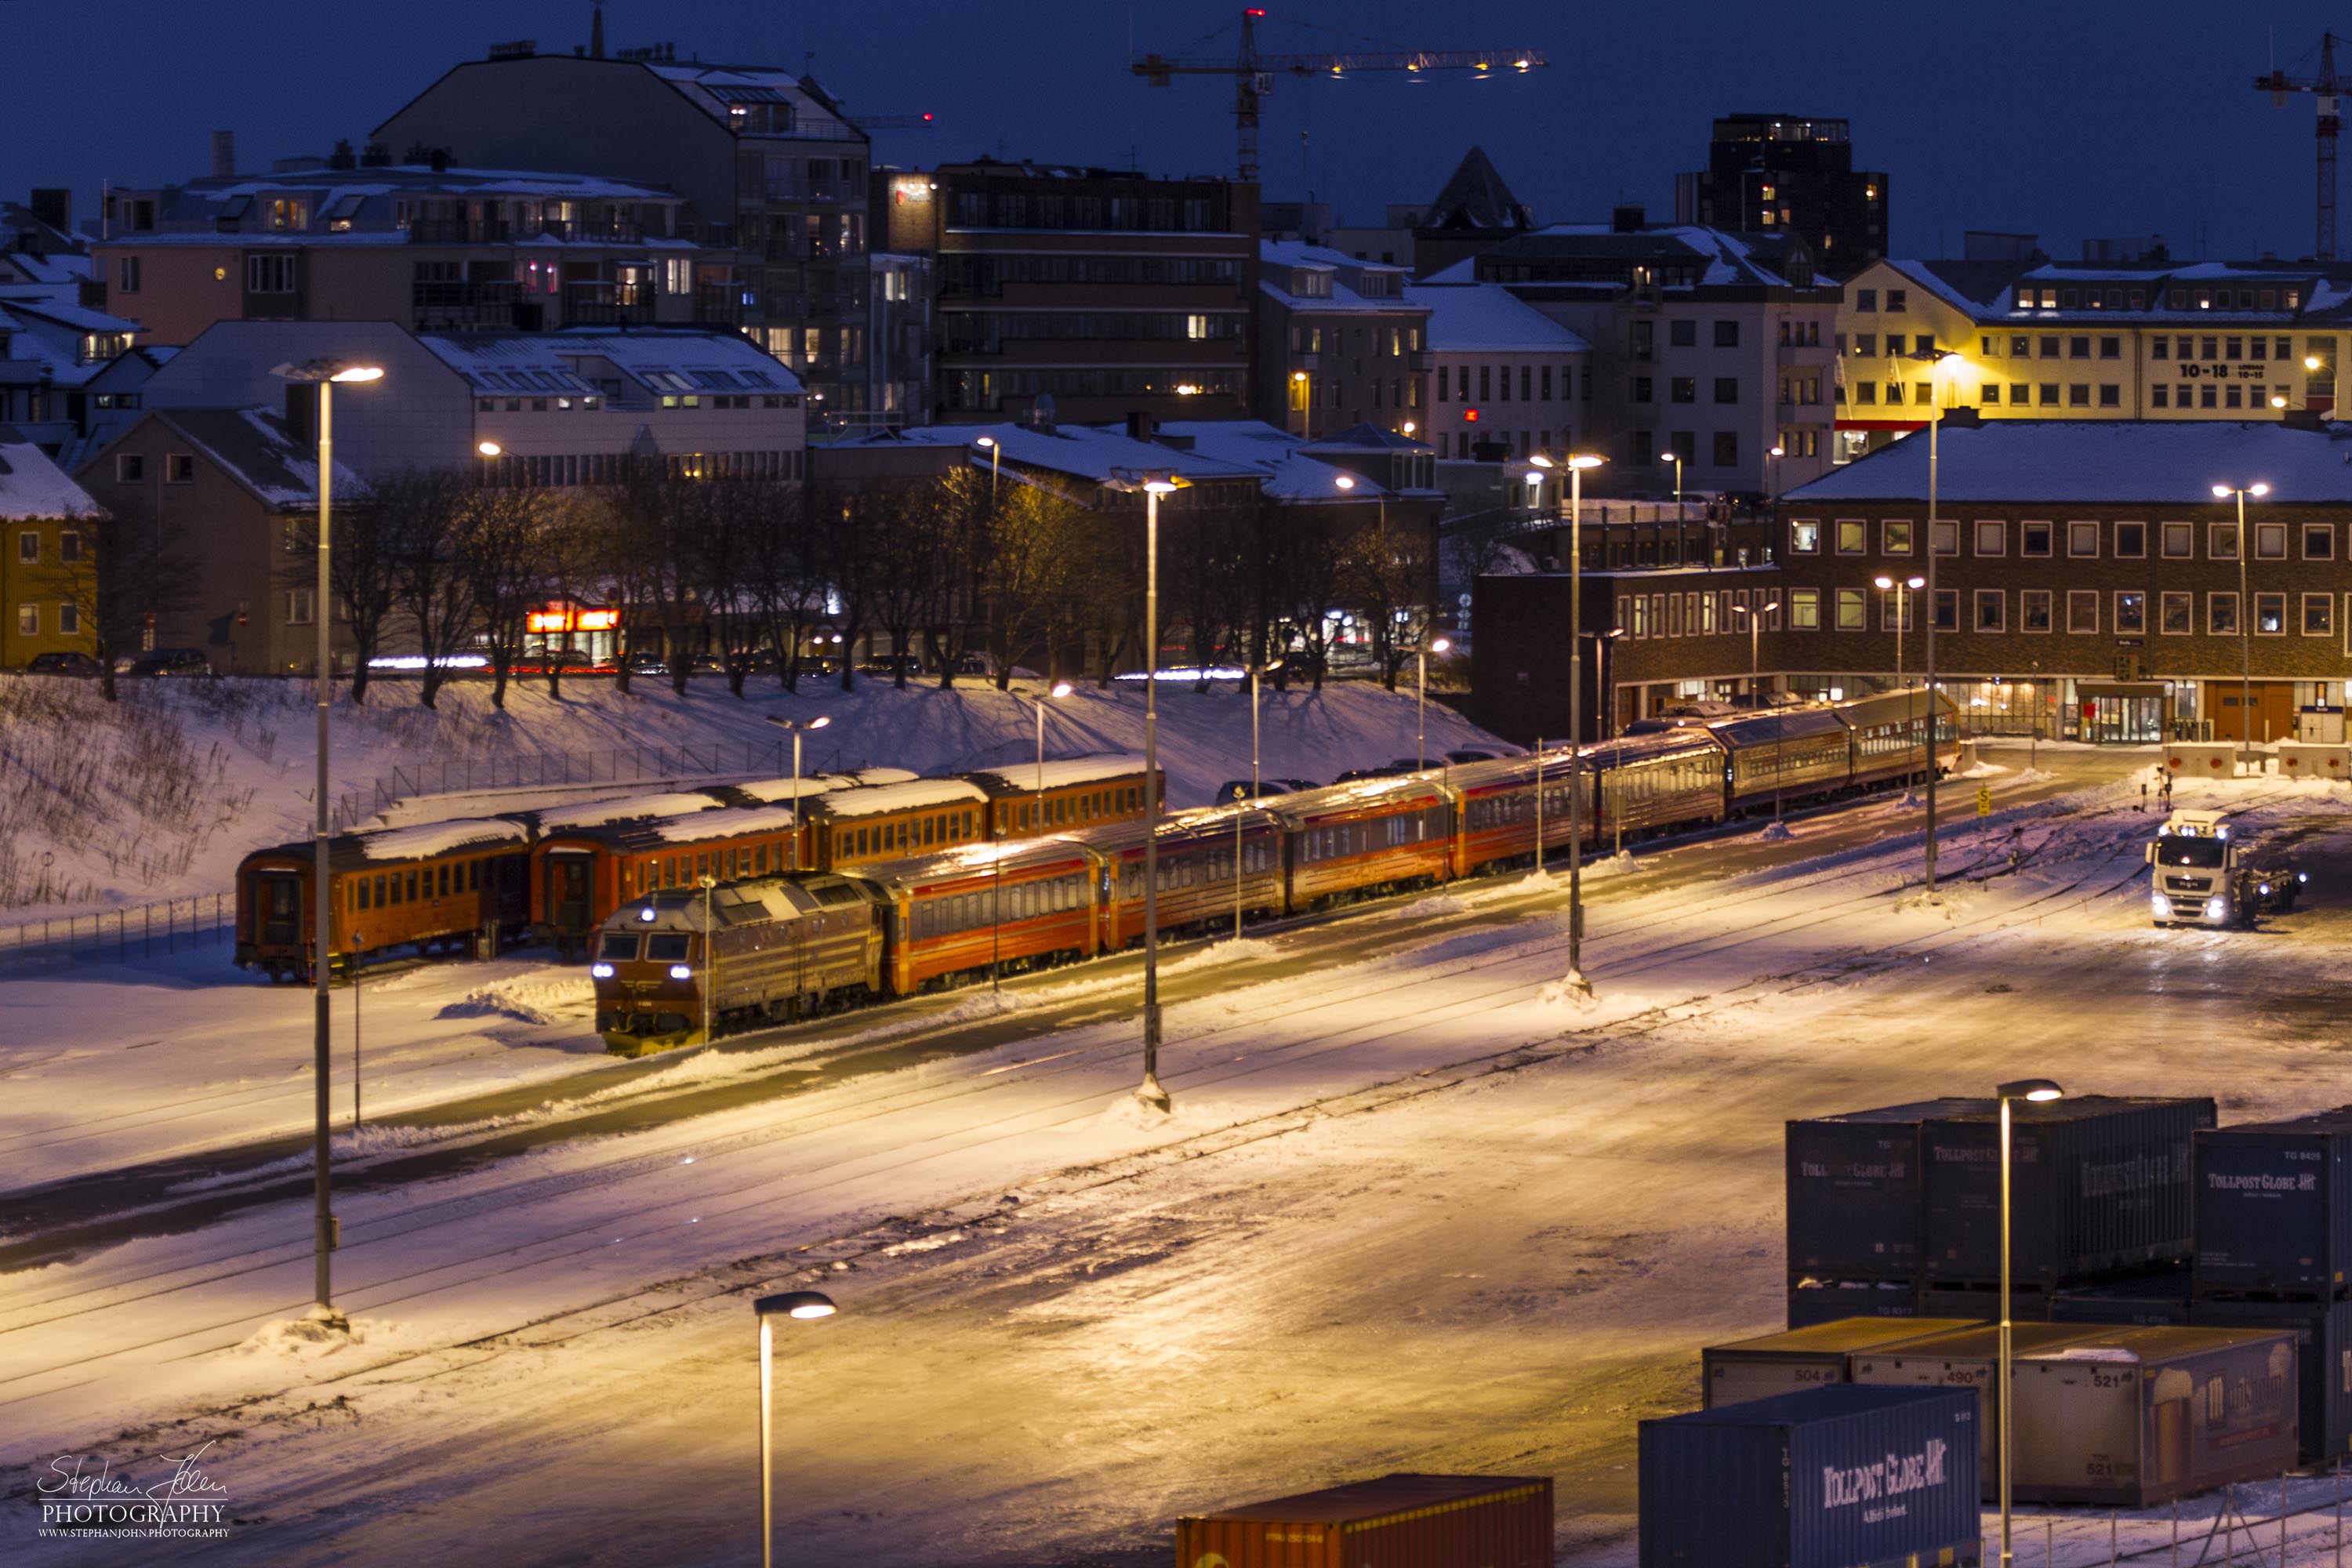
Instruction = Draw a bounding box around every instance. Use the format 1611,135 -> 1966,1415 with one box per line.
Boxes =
2190,1296 -> 2352,1462
2194,1109 -> 2352,1298
1787,1100 -> 1991,1283
2048,1271 -> 2191,1327
1639,1385 -> 1982,1568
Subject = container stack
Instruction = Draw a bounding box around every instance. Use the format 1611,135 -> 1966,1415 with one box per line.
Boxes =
1174,1473 -> 1552,1568
1788,1096 -> 2214,1327
2187,1107 -> 2352,1461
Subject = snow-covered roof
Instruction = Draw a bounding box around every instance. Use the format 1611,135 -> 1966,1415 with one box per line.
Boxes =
126,407 -> 370,512
422,330 -> 802,400
358,817 -> 529,861
849,833 -> 1093,889
962,753 -> 1149,793
101,165 -> 691,246
642,61 -> 862,136
0,289 -> 139,336
1784,419 -> 2352,506
1137,421 -> 1395,500
806,779 -> 987,818
535,791 -> 723,832
0,426 -> 102,518
1503,223 -> 1799,289
1260,240 -> 1424,314
1405,282 -> 1589,354
651,804 -> 798,843
842,421 -> 1260,489
848,767 -> 919,785
734,775 -> 841,804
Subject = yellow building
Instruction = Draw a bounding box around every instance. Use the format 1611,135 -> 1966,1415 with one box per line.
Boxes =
1833,256 -> 2343,463
0,425 -> 102,667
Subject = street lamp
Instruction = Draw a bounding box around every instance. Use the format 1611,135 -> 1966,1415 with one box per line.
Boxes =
1766,442 -> 1785,509
753,1290 -> 837,1568
271,355 -> 382,1333
1732,599 -> 1785,829
1905,346 -> 1962,891
697,873 -> 718,1042
1106,467 -> 1189,1111
1236,659 -> 1280,938
761,715 -> 833,869
2307,354 -> 2338,419
996,681 -> 1073,990
1576,627 -> 1624,742
1563,452 -> 1606,995
1994,1078 -> 2064,1568
1415,636 -> 1451,770
1875,574 -> 1926,684
974,434 -> 1000,506
1659,448 -> 1684,509
2211,483 -> 2270,761
1291,369 -> 1311,440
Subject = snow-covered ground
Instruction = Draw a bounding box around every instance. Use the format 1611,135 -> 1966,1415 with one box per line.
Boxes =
7,760 -> 2352,1564
0,673 -> 1501,918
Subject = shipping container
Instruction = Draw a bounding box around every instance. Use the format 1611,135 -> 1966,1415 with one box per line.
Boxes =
1917,1284 -> 2033,1324
1704,1318 -> 1981,1409
1921,1096 -> 2215,1289
1787,1099 -> 1990,1283
2009,1326 -> 2298,1506
2049,1272 -> 2192,1327
1639,1384 -> 1981,1568
1174,1473 -> 1550,1568
2193,1109 -> 2352,1299
2190,1296 -> 2352,1461
1787,1278 -> 1922,1329
1851,1323 -> 2103,1490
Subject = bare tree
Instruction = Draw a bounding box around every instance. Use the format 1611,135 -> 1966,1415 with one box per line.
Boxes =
459,481 -> 553,710
811,477 -> 879,692
737,479 -> 826,693
379,468 -> 478,709
533,494 -> 598,699
985,480 -> 1087,687
1341,504 -> 1439,691
50,492 -> 197,702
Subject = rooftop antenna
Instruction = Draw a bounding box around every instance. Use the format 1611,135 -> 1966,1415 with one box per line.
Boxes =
1301,129 -> 1311,199
590,0 -> 604,59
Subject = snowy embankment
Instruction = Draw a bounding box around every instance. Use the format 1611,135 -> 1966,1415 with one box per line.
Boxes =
11,764 -> 2348,1566
0,673 -> 1501,917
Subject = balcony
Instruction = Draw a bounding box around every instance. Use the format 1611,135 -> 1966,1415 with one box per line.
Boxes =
406,219 -> 514,245
412,280 -> 520,309
693,284 -> 744,327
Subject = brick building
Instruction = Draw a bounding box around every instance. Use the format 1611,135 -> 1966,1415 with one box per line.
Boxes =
877,161 -> 1258,427
1258,241 -> 1428,441
1779,416 -> 2352,742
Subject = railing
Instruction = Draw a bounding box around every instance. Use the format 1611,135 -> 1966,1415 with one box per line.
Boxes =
0,894 -> 231,977
331,737 -> 794,831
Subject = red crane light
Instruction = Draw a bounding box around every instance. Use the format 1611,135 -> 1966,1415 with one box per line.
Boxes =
1463,408 -> 1479,423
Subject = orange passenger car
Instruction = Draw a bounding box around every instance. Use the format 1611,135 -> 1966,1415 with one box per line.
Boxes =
1266,775 -> 1454,911
234,818 -> 532,980
855,839 -> 1100,994
533,802 -> 807,956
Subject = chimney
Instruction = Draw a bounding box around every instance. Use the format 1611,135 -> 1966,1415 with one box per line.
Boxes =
428,147 -> 452,173
1126,411 -> 1156,443
27,189 -> 69,234
590,0 -> 605,58
1610,202 -> 1645,234
210,130 -> 236,179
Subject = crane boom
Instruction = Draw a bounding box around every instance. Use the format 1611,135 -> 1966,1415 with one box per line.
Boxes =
2255,31 -> 2346,260
1133,9 -> 1546,182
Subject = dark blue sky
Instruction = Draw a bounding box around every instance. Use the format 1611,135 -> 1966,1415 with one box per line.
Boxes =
7,0 -> 2347,261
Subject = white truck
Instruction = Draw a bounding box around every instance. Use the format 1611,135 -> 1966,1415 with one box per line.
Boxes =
2146,808 -> 2304,928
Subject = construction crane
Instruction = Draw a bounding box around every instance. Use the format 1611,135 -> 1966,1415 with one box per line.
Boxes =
2256,33 -> 2346,260
1132,8 -> 1547,183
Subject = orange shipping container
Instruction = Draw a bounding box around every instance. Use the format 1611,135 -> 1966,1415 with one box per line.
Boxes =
1174,1472 -> 1551,1568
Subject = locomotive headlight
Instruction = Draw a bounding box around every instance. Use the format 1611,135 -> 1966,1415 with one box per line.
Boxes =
2205,897 -> 2227,919
669,964 -> 692,981
2299,872 -> 2310,884
639,907 -> 657,922
2259,883 -> 2273,897
590,962 -> 614,979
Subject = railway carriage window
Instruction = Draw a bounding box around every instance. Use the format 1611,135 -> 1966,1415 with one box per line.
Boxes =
597,933 -> 640,961
406,870 -> 419,902
355,877 -> 371,912
373,873 -> 387,906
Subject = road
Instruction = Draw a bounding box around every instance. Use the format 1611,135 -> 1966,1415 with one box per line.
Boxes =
20,744 -> 2318,1566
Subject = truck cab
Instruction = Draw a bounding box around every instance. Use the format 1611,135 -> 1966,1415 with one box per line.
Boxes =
2146,810 -> 2246,928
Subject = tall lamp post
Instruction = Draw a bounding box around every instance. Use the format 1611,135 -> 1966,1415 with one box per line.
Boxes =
697,873 -> 718,1041
1732,598 -> 1785,828
1108,467 -> 1188,1111
1994,1078 -> 2064,1568
2210,483 -> 2270,760
1900,346 -> 1962,890
1414,635 -> 1451,770
271,356 -> 382,1332
974,434 -> 1001,506
761,715 -> 832,869
1561,452 -> 1606,994
753,1290 -> 838,1568
1577,627 -> 1624,742
995,681 -> 1073,989
1875,574 -> 1926,685
1237,659 -> 1281,938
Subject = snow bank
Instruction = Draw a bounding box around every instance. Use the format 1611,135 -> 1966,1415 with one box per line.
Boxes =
440,975 -> 596,1025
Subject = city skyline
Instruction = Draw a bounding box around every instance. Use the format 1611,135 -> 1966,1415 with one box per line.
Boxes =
9,0 -> 2352,262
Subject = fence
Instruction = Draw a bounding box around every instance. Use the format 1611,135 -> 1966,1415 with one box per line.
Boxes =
332,738 -> 793,829
0,893 -> 232,977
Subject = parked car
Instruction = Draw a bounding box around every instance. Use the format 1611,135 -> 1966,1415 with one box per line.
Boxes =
24,651 -> 100,677
125,648 -> 210,677
1446,749 -> 1496,764
686,654 -> 726,677
619,650 -> 668,677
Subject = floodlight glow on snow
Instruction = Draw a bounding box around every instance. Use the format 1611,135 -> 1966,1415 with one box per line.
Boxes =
1997,1078 -> 2063,1102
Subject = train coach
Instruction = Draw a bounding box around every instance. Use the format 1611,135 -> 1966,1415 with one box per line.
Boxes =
534,800 -> 808,956
235,818 -> 532,980
960,755 -> 1159,838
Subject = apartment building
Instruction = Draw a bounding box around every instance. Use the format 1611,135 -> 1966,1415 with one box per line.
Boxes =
0,426 -> 101,668
1780,416 -> 2352,742
877,161 -> 1258,426
1258,241 -> 1428,440
0,287 -> 145,455
373,42 -> 873,416
1465,208 -> 1842,495
1675,113 -> 1888,275
1832,256 -> 2352,462
94,160 -> 736,347
1406,280 -> 1591,460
